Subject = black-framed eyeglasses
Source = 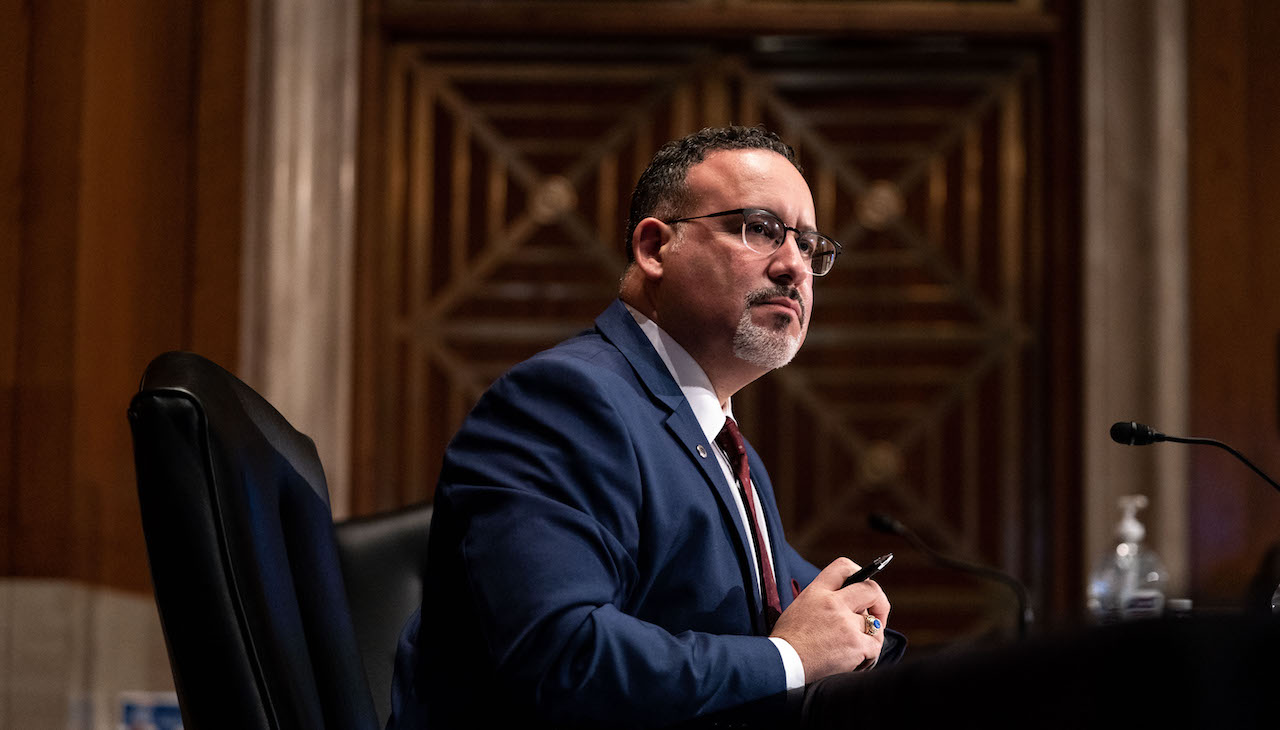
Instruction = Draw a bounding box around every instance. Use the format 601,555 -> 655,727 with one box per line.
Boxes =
663,208 -> 843,276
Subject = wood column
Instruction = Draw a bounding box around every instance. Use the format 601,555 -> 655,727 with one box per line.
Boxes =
1188,0 -> 1280,604
0,1 -> 246,591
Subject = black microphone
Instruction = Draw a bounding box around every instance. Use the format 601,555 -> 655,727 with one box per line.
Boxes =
1109,421 -> 1165,446
868,512 -> 1033,640
1109,421 -> 1280,494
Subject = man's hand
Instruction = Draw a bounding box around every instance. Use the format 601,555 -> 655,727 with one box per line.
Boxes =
770,557 -> 891,682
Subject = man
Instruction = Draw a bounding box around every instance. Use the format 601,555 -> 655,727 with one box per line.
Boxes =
388,126 -> 903,729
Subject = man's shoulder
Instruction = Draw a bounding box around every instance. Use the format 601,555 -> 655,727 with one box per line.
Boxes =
506,320 -> 641,385
468,304 -> 672,423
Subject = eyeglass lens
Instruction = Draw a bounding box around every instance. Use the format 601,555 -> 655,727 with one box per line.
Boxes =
740,210 -> 838,276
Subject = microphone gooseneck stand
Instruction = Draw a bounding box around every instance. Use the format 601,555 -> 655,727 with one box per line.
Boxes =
868,512 -> 1033,640
1109,421 -> 1280,494
1110,420 -> 1280,611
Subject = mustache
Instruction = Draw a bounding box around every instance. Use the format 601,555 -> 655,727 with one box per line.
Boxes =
745,285 -> 806,324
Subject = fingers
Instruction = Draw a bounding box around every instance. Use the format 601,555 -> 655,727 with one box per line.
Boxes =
810,558 -> 891,622
848,579 -> 891,624
836,577 -> 890,623
771,587 -> 887,681
809,557 -> 860,591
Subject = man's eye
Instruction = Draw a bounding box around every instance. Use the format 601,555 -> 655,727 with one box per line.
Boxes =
796,237 -> 814,254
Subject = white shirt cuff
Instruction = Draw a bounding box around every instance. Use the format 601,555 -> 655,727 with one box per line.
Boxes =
768,637 -> 806,690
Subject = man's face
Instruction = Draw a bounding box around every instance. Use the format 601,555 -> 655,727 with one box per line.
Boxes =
655,148 -> 816,376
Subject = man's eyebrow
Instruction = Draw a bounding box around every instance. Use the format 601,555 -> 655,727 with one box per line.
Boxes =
755,207 -> 818,232
750,206 -> 787,222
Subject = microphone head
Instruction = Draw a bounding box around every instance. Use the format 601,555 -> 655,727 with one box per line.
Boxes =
1109,421 -> 1135,444
867,512 -> 905,535
1110,421 -> 1164,446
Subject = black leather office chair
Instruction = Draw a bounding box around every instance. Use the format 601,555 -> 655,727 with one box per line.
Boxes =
335,501 -> 432,726
128,351 -> 429,730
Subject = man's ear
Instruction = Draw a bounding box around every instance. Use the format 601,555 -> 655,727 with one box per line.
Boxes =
630,217 -> 669,280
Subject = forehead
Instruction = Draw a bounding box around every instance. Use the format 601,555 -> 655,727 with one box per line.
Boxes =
685,148 -> 813,218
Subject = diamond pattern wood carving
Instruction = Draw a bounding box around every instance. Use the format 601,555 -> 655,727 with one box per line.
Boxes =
360,41 -> 1046,647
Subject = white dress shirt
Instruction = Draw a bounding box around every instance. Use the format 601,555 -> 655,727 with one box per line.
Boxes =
626,305 -> 806,689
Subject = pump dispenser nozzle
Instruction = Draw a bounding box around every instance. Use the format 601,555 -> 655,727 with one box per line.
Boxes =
1115,494 -> 1149,544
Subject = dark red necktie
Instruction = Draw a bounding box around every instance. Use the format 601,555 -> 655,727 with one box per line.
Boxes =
715,416 -> 782,632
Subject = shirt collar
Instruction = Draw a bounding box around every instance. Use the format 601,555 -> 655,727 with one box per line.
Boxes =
624,303 -> 731,443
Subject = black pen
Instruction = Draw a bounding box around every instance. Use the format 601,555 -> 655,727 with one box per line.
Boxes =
841,553 -> 893,588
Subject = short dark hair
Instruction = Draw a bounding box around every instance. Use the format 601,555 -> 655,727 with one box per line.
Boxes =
624,126 -> 802,261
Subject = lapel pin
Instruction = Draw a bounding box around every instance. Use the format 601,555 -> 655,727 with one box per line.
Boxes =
697,444 -> 707,458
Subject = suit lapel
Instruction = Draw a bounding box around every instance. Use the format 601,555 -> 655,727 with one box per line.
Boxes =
594,301 -> 767,627
661,407 -> 765,627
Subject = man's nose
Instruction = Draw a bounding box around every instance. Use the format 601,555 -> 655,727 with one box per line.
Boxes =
768,231 -> 811,285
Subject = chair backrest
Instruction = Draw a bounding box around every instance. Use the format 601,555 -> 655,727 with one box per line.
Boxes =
127,351 -> 379,730
335,502 -> 433,727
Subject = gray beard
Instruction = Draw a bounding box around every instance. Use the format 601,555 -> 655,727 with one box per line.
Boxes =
732,308 -> 801,370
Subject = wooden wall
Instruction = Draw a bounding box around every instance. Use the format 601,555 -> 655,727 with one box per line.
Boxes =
355,0 -> 1084,648
1188,0 -> 1280,603
0,2 -> 246,592
9,0 -> 1274,623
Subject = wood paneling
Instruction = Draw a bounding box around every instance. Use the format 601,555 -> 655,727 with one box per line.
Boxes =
0,0 -> 25,338
1189,0 -> 1280,603
355,1 -> 1082,648
381,0 -> 1059,37
0,0 -> 24,585
0,2 -> 246,591
7,0 -> 90,580
1041,1 -> 1081,627
191,1 -> 250,361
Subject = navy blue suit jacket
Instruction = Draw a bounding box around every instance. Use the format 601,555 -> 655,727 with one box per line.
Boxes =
387,300 -> 895,729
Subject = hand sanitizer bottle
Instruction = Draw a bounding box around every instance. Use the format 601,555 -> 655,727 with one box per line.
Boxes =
1086,495 -> 1168,622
